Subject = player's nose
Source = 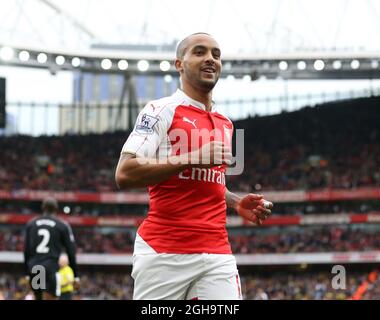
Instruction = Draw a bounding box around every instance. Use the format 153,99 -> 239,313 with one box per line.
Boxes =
204,50 -> 216,64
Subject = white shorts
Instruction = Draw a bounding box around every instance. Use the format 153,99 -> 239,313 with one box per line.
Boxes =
131,234 -> 242,300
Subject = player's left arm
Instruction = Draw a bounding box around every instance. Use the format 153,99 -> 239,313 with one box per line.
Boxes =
62,223 -> 79,280
225,189 -> 273,226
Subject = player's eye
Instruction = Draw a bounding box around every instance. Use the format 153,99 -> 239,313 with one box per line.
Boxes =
213,50 -> 221,59
193,48 -> 205,55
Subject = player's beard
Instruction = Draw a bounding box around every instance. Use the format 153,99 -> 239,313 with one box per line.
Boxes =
184,66 -> 220,92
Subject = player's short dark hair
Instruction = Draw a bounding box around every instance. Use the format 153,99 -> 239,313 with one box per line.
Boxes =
41,197 -> 58,215
176,32 -> 212,59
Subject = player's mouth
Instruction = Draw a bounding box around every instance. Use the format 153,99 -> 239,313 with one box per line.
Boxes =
200,66 -> 216,74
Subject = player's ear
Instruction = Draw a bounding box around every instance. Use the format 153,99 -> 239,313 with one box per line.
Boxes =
175,59 -> 183,73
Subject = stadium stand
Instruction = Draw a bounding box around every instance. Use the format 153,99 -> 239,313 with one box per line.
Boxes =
1,96 -> 380,299
1,224 -> 380,254
0,97 -> 379,192
0,268 -> 376,300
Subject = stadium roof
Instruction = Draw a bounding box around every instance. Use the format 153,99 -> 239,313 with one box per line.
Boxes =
1,0 -> 380,55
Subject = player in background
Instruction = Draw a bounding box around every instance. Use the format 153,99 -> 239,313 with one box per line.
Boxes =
115,33 -> 273,300
23,197 -> 79,300
58,253 -> 76,300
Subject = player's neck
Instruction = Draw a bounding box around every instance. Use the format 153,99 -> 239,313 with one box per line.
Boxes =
42,212 -> 55,216
181,83 -> 213,111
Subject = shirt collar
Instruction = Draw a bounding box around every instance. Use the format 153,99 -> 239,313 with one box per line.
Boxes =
173,89 -> 215,112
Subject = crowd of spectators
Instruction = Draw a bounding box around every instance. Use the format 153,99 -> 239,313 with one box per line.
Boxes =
0,226 -> 135,253
241,271 -> 364,300
0,201 -> 148,217
0,97 -> 379,192
0,270 -> 374,300
1,225 -> 379,254
229,225 -> 380,253
0,272 -> 134,300
228,97 -> 380,191
0,132 -> 125,192
1,198 -> 379,219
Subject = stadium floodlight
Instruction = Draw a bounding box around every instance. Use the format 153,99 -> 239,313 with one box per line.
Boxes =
55,55 -> 65,65
37,53 -> 48,63
226,75 -> 235,81
278,61 -> 288,71
297,61 -> 307,70
262,62 -> 271,70
63,206 -> 71,214
18,50 -> 30,62
0,46 -> 14,61
101,58 -> 112,70
71,57 -> 81,67
4,44 -> 380,80
118,59 -> 128,70
137,60 -> 149,72
332,60 -> 342,69
314,60 -> 325,71
371,60 -> 379,69
243,75 -> 252,82
160,60 -> 171,72
164,74 -> 173,83
223,62 -> 232,70
350,59 -> 360,69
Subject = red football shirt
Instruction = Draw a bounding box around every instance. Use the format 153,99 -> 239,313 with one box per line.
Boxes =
121,89 -> 233,254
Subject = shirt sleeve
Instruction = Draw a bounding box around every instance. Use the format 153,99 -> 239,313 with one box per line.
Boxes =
121,102 -> 168,159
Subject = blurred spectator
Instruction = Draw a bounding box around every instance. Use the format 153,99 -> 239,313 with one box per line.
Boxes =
254,288 -> 269,300
228,225 -> 380,254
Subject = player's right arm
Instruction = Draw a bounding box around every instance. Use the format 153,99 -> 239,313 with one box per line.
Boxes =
116,153 -> 190,189
115,141 -> 231,189
115,103 -> 231,189
61,223 -> 79,280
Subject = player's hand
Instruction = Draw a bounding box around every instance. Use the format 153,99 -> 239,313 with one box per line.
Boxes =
190,141 -> 232,167
24,276 -> 30,284
236,194 -> 273,226
23,275 -> 32,290
74,277 -> 80,291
